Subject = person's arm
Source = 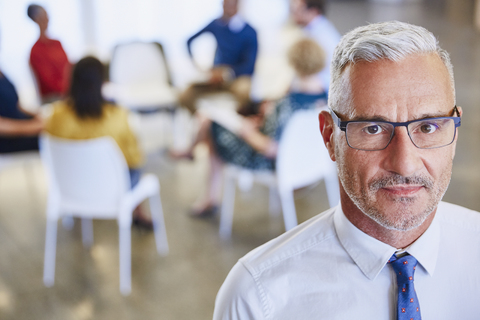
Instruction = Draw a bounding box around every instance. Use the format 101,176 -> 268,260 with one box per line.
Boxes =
0,116 -> 43,137
239,117 -> 277,158
186,21 -> 215,60
230,28 -> 258,77
117,108 -> 144,168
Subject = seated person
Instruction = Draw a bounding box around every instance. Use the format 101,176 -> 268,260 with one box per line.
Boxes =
0,70 -> 42,153
178,38 -> 326,216
179,0 -> 258,113
28,4 -> 71,103
45,57 -> 151,229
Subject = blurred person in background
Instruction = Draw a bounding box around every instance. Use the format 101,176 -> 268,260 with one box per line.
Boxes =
0,30 -> 42,152
179,0 -> 258,113
180,39 -> 326,217
45,57 -> 152,229
0,74 -> 42,152
291,0 -> 340,92
28,4 -> 71,104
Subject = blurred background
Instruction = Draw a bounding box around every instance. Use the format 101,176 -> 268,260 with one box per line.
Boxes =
1,0 -> 480,319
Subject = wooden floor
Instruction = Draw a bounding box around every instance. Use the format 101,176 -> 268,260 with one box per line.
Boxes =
1,1 -> 480,319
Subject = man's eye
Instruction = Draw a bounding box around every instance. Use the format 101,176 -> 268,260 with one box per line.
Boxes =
419,123 -> 438,134
363,125 -> 383,135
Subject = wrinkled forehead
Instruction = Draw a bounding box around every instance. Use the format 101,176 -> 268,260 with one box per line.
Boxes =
336,53 -> 454,121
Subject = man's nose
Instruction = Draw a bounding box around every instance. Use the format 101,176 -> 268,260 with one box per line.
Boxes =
381,127 -> 424,177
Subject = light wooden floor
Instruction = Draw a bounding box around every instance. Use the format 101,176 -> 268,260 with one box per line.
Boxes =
1,1 -> 480,319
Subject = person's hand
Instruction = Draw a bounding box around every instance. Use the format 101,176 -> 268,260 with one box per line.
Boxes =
23,114 -> 45,135
209,68 -> 225,85
239,117 -> 259,139
245,115 -> 263,129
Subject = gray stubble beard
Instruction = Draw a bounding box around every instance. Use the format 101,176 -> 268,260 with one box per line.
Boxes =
337,155 -> 452,232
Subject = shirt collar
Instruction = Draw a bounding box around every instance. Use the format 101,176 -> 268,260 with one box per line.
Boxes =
228,14 -> 246,33
334,204 -> 440,280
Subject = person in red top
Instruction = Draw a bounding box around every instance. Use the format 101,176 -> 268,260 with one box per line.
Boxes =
28,4 -> 71,103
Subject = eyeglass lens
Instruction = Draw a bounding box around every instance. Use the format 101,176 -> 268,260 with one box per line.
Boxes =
345,118 -> 456,150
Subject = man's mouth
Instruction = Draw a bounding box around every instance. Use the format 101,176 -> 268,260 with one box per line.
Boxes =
381,185 -> 425,197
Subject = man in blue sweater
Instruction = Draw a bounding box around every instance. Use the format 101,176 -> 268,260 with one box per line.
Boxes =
179,0 -> 258,113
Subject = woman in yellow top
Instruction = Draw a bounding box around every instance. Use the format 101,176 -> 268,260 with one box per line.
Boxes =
45,56 -> 151,228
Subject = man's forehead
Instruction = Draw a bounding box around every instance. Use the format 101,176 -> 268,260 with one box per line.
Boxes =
337,54 -> 454,120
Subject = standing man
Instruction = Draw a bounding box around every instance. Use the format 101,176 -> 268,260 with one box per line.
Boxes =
213,21 -> 480,319
179,0 -> 258,113
291,0 -> 340,92
28,4 -> 71,103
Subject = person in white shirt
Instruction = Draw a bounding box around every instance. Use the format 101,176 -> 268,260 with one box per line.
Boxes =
290,0 -> 341,92
213,21 -> 480,319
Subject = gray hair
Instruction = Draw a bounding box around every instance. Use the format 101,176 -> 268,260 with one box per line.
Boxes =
329,20 -> 455,111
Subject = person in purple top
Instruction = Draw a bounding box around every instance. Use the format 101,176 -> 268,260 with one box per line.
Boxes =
179,0 -> 258,113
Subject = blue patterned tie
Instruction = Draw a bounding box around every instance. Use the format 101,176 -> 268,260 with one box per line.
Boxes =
388,254 -> 422,320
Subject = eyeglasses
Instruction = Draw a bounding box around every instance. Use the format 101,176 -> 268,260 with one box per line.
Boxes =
330,106 -> 461,151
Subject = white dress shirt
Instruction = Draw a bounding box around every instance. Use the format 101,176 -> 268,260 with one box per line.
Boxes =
303,15 -> 341,91
213,201 -> 480,319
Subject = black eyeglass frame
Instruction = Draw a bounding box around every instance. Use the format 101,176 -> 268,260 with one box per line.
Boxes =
330,106 -> 462,151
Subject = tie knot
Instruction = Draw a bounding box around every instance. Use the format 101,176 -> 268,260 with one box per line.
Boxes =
389,254 -> 418,280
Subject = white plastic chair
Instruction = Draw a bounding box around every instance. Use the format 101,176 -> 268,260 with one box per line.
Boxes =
40,134 -> 169,295
219,108 -> 340,239
105,41 -> 178,111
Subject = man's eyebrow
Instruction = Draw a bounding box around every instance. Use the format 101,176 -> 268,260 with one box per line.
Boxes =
411,111 -> 453,120
348,115 -> 391,122
346,111 -> 453,122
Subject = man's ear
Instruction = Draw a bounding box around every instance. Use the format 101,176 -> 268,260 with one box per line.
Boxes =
457,105 -> 463,117
319,110 -> 336,162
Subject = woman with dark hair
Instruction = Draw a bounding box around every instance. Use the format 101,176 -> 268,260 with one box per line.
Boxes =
45,56 -> 151,228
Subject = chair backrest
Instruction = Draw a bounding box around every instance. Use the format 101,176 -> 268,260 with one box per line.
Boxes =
276,108 -> 337,194
40,134 -> 131,217
109,41 -> 172,86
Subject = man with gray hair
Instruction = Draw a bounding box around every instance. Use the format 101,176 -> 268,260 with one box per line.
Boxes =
213,21 -> 480,319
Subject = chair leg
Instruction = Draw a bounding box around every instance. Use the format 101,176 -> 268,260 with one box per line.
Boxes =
43,218 -> 58,287
119,224 -> 132,296
220,173 -> 236,239
268,186 -> 281,217
279,190 -> 298,231
81,218 -> 94,248
62,216 -> 75,230
149,193 -> 169,256
324,169 -> 340,208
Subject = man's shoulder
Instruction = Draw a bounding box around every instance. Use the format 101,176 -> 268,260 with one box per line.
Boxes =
242,23 -> 257,35
438,201 -> 480,232
239,207 -> 338,277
